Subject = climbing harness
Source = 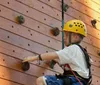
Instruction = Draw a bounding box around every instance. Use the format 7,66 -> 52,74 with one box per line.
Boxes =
63,44 -> 92,85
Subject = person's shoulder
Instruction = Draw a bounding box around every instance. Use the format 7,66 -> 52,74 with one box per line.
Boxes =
68,44 -> 79,48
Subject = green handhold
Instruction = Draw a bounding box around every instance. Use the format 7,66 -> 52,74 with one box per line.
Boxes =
63,4 -> 69,12
17,15 -> 25,24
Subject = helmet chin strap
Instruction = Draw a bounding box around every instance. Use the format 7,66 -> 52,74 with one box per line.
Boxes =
67,33 -> 80,46
67,32 -> 72,46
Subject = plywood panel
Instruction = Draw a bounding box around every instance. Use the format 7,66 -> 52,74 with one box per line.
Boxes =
0,9 -> 62,43
0,60 -> 100,85
0,2 -> 100,43
0,17 -> 62,50
80,42 -> 100,57
0,40 -> 100,78
39,0 -> 100,30
0,65 -> 36,85
0,53 -> 59,77
0,78 -> 20,85
64,0 -> 100,22
0,35 -> 100,84
57,0 -> 100,24
0,16 -> 100,50
92,65 -> 100,77
0,10 -> 100,51
0,0 -> 62,28
92,0 -> 100,5
0,40 -> 63,73
76,0 -> 100,13
0,28 -> 55,54
15,0 -> 100,39
0,36 -> 100,69
17,0 -> 62,21
0,26 -> 100,58
92,75 -> 100,85
0,31 -> 99,69
90,54 -> 100,67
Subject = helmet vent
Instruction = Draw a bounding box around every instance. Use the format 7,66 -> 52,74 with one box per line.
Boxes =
78,25 -> 80,27
69,24 -> 73,27
74,22 -> 76,24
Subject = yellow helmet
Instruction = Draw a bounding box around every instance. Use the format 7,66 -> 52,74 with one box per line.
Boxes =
63,20 -> 87,37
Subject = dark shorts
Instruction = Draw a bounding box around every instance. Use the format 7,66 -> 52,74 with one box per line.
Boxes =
44,75 -> 84,85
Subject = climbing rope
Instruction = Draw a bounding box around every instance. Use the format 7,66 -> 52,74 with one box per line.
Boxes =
62,0 -> 64,49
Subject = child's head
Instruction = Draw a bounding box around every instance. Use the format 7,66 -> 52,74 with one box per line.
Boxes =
63,20 -> 87,46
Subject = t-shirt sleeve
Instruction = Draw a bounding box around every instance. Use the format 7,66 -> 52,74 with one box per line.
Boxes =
56,45 -> 77,65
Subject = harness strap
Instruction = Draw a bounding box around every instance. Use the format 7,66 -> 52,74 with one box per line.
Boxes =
64,44 -> 92,85
65,64 -> 83,85
77,44 -> 92,84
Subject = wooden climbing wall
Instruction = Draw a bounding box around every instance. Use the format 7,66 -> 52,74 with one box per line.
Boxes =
0,0 -> 100,85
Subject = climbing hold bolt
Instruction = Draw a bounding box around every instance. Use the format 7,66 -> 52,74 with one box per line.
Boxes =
91,19 -> 97,28
21,62 -> 30,71
16,15 -> 25,24
51,27 -> 60,36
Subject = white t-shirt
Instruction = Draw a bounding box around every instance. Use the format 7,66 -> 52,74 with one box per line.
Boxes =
56,44 -> 89,79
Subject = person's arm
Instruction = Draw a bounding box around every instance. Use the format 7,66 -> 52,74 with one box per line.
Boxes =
23,52 -> 59,62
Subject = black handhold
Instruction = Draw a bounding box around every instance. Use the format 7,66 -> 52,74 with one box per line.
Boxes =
51,27 -> 60,36
98,52 -> 100,56
91,19 -> 97,28
16,15 -> 25,24
49,60 -> 56,69
21,62 -> 30,71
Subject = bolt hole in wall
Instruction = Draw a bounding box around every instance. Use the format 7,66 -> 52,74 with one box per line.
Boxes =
46,51 -> 48,53
7,2 -> 10,4
30,34 -> 32,36
28,29 -> 31,32
26,11 -> 28,13
70,2 -> 73,4
92,69 -> 94,71
13,50 -> 15,52
28,44 -> 30,46
44,18 -> 46,21
48,40 -> 50,42
3,59 -> 5,61
7,36 -> 10,38
42,6 -> 44,9
38,26 -> 40,28
12,25 -> 14,28
57,14 -> 59,16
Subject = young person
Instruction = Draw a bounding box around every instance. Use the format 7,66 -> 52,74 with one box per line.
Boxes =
23,20 -> 92,85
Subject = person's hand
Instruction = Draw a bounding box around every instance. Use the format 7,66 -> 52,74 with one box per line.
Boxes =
23,57 -> 33,62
